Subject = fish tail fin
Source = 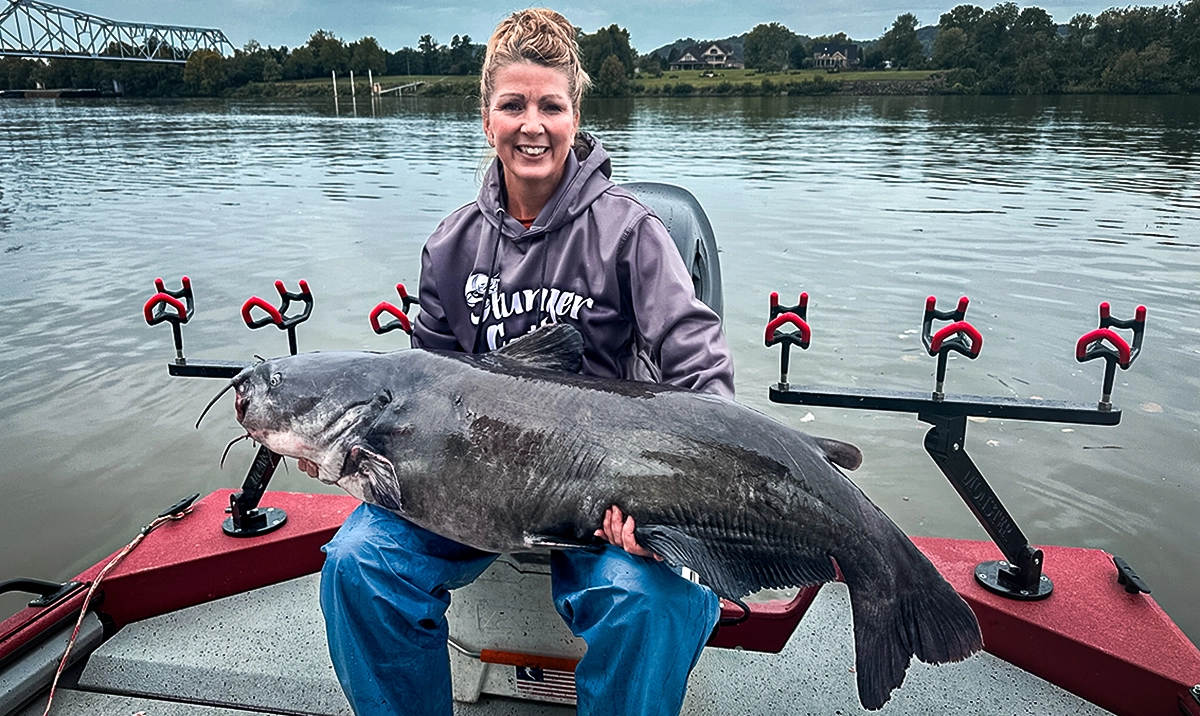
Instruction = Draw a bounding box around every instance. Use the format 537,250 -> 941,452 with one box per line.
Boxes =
841,541 -> 983,710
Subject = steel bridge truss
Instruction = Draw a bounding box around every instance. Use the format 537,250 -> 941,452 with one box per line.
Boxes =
0,0 -> 233,63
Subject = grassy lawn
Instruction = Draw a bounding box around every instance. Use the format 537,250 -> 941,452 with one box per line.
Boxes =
254,69 -> 937,98
631,68 -> 934,91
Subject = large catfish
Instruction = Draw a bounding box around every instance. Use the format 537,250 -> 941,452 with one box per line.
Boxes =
224,323 -> 981,709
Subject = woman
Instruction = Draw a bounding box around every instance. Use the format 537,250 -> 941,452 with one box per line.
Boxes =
319,9 -> 734,715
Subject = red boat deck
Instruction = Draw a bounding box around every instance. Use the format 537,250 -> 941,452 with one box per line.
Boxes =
2,490 -> 1198,716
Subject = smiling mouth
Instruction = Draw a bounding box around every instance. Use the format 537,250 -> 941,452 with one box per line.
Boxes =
518,146 -> 548,156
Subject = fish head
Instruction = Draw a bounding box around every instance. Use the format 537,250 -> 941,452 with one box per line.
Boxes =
231,352 -> 400,486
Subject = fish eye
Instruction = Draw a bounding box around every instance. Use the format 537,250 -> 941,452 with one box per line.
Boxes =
269,372 -> 282,387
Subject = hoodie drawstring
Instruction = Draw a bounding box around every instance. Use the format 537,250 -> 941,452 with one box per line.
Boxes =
472,207 -> 505,354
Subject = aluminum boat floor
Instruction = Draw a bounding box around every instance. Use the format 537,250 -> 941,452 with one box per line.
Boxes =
28,574 -> 1112,715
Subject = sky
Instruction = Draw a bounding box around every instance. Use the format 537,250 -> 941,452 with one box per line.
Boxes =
63,0 -> 1132,54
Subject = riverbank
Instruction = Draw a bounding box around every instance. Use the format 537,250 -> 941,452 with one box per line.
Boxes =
228,69 -> 945,99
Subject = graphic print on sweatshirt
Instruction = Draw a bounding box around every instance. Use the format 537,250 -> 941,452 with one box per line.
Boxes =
464,272 -> 596,351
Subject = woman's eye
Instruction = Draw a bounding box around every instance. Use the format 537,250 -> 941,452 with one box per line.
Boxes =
542,103 -> 563,114
500,101 -> 521,112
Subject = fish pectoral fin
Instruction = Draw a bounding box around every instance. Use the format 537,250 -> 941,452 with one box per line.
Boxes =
524,534 -> 604,551
345,444 -> 404,512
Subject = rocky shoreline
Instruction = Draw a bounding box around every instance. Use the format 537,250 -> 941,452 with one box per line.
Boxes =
835,76 -> 947,95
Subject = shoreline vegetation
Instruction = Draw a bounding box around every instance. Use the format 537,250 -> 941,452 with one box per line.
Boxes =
2,1 -> 1197,98
227,69 -> 945,100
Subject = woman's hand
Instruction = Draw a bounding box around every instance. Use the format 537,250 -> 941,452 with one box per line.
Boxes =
595,506 -> 662,561
296,458 -> 319,478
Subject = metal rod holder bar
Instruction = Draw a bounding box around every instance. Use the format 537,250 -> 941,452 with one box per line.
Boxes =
768,385 -> 1122,425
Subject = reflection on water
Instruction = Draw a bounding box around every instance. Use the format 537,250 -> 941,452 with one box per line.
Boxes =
1,95 -> 1198,641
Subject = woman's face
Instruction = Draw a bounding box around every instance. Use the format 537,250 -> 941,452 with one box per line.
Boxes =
483,62 -> 580,209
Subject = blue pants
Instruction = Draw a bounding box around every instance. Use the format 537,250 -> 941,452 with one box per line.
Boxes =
320,503 -> 719,716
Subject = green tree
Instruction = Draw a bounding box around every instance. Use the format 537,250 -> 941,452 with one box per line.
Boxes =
386,47 -> 417,76
262,55 -> 283,82
1177,0 -> 1200,90
933,26 -> 970,68
578,25 -> 634,78
594,53 -> 629,96
418,35 -> 444,74
1101,41 -> 1175,92
0,57 -> 39,90
879,13 -> 924,68
183,50 -> 227,95
349,36 -> 387,75
307,30 -> 348,75
447,34 -> 481,75
283,46 -> 318,79
744,22 -> 799,71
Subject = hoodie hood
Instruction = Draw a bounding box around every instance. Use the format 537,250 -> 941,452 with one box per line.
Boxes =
477,132 -> 614,243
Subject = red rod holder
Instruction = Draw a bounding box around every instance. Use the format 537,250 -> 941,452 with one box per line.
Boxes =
368,283 -> 419,336
143,276 -> 194,363
1076,302 -> 1146,411
241,280 -> 313,355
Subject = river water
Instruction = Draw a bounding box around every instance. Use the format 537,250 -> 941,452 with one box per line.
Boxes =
1,94 -> 1198,642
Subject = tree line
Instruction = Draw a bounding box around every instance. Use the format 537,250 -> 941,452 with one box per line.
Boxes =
726,0 -> 1200,93
2,1 -> 1198,96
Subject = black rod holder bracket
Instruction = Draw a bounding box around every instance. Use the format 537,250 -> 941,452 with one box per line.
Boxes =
223,445 -> 287,537
919,412 -> 1052,600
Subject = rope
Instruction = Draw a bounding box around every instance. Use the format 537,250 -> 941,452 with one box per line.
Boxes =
41,508 -> 192,716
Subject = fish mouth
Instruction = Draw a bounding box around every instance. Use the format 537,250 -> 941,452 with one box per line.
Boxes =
234,392 -> 248,423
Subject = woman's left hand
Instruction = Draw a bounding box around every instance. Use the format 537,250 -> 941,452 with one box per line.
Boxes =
595,505 -> 662,560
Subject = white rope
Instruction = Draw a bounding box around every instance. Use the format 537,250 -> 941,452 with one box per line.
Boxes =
41,509 -> 191,716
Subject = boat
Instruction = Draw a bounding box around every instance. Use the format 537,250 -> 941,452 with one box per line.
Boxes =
2,184 -> 1198,716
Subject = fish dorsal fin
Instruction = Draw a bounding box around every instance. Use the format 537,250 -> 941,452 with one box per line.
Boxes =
816,437 -> 863,471
490,322 -> 584,373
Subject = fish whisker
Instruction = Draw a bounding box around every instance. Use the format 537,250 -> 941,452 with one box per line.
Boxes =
220,433 -> 253,467
197,379 -> 237,429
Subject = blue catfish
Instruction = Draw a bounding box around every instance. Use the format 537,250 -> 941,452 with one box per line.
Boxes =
224,323 -> 981,709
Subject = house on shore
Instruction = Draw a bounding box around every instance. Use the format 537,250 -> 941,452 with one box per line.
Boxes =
669,42 -> 744,71
811,42 -> 860,69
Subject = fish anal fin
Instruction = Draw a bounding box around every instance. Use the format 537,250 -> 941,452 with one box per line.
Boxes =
345,444 -> 405,512
636,523 -> 837,601
524,533 -> 604,550
490,322 -> 584,373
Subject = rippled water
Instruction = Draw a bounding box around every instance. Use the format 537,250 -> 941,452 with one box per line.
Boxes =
2,95 -> 1198,641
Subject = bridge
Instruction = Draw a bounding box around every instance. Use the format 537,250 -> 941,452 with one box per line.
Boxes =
0,0 -> 233,63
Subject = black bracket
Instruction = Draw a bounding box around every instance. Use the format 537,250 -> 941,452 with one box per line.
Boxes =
1076,302 -> 1146,411
223,445 -> 287,537
144,276 -> 252,379
922,296 -> 983,401
764,292 -> 811,390
146,277 -> 295,537
241,280 -> 313,356
765,292 -> 1146,601
143,276 -> 195,364
920,413 -> 1052,599
0,578 -> 87,609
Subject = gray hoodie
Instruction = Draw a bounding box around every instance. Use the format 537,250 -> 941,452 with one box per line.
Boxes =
412,134 -> 734,398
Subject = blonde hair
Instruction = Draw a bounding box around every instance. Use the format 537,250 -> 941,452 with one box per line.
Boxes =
480,8 -> 591,116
